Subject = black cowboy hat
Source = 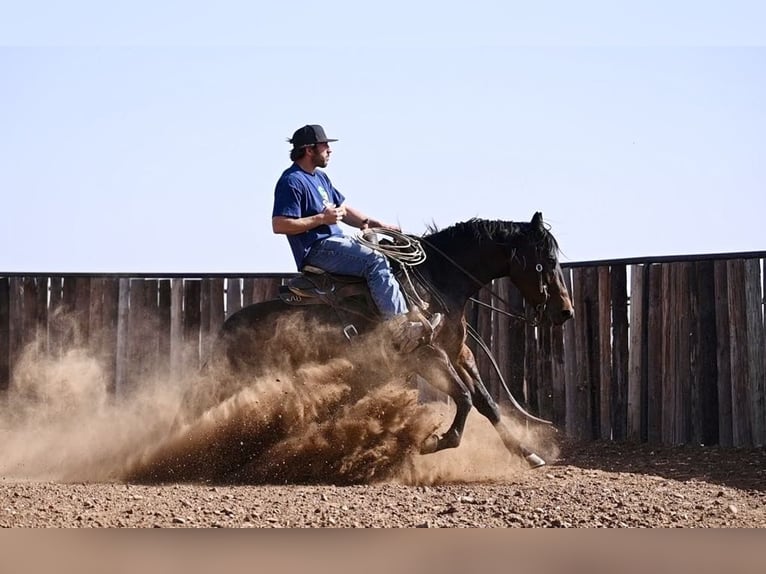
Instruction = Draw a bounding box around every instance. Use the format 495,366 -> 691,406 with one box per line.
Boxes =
288,124 -> 338,148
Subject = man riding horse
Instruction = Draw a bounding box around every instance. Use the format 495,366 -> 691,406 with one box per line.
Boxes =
271,124 -> 443,353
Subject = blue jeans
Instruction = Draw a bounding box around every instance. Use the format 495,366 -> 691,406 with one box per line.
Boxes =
304,235 -> 408,318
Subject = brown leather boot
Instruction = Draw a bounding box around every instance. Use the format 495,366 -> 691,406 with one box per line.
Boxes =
387,312 -> 444,353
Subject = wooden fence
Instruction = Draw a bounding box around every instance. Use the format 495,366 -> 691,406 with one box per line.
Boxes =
1,251 -> 764,447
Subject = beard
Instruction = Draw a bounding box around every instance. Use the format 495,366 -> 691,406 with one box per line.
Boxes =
312,151 -> 329,168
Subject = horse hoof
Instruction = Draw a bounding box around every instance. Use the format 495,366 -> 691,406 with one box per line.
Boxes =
524,452 -> 546,469
420,434 -> 439,455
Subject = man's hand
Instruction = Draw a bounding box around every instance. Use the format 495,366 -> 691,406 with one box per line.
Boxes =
321,204 -> 347,224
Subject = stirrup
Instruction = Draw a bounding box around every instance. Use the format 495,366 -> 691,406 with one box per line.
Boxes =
343,324 -> 358,341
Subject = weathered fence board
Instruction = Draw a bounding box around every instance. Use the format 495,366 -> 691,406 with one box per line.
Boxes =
537,326 -> 553,422
611,265 -> 629,441
226,278 -> 242,318
744,259 -> 765,446
727,260 -> 753,446
692,261 -> 718,445
114,278 -> 130,396
570,267 -> 591,440
562,269 -> 577,436
183,280 -> 202,371
597,266 -> 612,439
550,318 -> 567,428
627,264 -> 645,439
0,277 -> 9,391
714,261 -> 734,447
170,279 -> 184,377
646,264 -> 663,444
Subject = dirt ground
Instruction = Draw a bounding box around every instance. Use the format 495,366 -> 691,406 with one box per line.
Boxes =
1,438 -> 764,528
1,347 -> 764,528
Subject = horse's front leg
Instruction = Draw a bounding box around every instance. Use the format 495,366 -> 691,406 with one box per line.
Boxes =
454,345 -> 546,469
411,345 -> 473,454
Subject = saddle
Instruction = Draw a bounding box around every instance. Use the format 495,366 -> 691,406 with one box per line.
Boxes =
278,265 -> 376,341
278,265 -> 370,307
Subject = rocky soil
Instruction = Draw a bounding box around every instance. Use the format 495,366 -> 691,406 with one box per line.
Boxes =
2,440 -> 764,528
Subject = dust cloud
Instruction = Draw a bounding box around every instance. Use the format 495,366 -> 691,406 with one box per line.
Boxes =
0,324 -> 552,486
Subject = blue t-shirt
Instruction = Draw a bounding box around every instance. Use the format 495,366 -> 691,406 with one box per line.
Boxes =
272,164 -> 347,269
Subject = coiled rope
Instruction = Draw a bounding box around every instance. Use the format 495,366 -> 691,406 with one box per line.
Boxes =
355,228 -> 427,267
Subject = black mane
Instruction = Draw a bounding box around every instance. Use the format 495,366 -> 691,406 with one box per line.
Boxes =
423,217 -> 560,256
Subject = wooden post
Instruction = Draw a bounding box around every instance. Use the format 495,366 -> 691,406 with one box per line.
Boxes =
100,278 -> 120,395
127,279 -> 145,390
88,278 -> 106,352
627,264 -> 645,440
170,279 -> 184,377
727,260 -> 752,447
611,264 -> 629,441
571,267 -> 591,440
597,266 -> 612,439
661,263 -> 676,445
206,278 -> 225,363
22,277 -> 39,355
242,278 -> 256,307
74,276 -> 91,346
183,280 -> 202,370
563,269 -> 577,436
584,266 -> 601,440
144,280 -> 160,378
158,279 -> 172,379
48,276 -> 64,357
0,277 -> 9,392
550,268 -> 570,428
114,278 -> 130,397
200,278 -> 212,361
35,276 -> 48,355
537,325 -> 553,422
646,264 -> 663,444
551,320 -> 567,428
8,278 -> 23,382
744,259 -> 765,446
524,321 -> 539,415
675,263 -> 692,445
226,277 -> 242,318
692,261 -> 719,445
714,261 -> 733,447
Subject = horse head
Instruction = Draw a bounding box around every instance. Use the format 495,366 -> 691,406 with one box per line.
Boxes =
505,212 -> 574,326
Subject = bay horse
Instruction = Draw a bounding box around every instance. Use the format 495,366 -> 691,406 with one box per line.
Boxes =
193,212 -> 574,469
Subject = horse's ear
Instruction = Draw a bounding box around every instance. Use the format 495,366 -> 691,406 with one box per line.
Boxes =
531,211 -> 544,230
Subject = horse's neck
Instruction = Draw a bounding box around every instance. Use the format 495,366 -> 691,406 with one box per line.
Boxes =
417,244 -> 509,311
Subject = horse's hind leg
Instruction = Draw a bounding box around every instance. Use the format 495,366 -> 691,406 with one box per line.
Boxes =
455,354 -> 546,469
413,346 -> 473,454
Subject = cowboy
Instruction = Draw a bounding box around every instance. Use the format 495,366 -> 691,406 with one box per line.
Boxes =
271,124 -> 442,352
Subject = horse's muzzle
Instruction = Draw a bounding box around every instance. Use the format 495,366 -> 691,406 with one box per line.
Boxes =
550,307 -> 574,326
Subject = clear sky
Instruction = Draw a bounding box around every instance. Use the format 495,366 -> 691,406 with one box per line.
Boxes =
1,1 -> 764,273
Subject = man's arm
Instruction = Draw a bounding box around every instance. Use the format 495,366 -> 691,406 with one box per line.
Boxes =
272,204 -> 347,235
343,204 -> 400,231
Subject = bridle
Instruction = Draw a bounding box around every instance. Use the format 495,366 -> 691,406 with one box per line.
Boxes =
467,260 -> 550,327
